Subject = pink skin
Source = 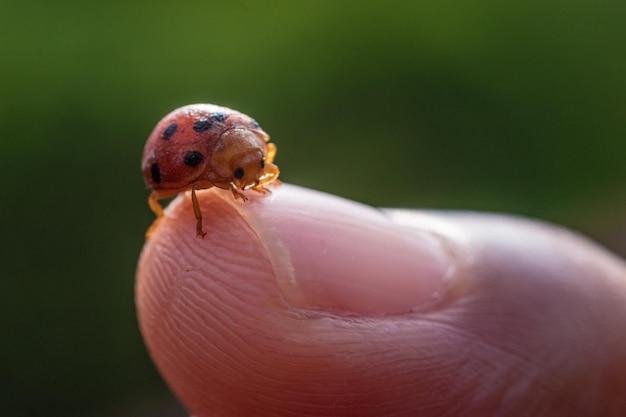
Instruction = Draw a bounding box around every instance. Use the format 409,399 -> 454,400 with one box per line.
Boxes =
136,184 -> 626,417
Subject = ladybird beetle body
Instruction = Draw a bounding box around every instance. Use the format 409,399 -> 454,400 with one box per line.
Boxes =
142,104 -> 280,237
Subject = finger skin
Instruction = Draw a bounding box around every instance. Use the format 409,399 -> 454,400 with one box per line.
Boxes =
136,184 -> 626,417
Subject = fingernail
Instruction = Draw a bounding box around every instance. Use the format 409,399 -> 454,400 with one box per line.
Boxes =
240,185 -> 453,315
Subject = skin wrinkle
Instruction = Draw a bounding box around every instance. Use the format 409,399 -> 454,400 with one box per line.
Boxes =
179,283 -> 275,372
144,224 -> 195,313
173,292 -> 235,365
436,296 -> 603,412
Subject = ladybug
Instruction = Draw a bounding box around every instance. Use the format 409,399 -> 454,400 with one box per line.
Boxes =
142,104 -> 280,237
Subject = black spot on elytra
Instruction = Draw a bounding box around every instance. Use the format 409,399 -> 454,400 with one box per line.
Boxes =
162,123 -> 178,139
151,163 -> 161,184
234,167 -> 244,179
193,118 -> 212,132
184,150 -> 204,167
210,112 -> 228,122
250,119 -> 260,128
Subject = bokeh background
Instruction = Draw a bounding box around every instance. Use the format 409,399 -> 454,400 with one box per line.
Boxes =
2,1 -> 625,416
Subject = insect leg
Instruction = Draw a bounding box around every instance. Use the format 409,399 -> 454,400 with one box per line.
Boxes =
191,185 -> 207,238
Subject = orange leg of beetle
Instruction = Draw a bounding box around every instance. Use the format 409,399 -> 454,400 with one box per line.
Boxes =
228,183 -> 249,201
191,185 -> 207,238
146,189 -> 207,238
252,152 -> 281,194
146,193 -> 165,238
249,142 -> 280,195
148,193 -> 164,218
265,143 -> 277,163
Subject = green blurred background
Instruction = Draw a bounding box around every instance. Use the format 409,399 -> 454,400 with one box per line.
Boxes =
1,1 -> 625,416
